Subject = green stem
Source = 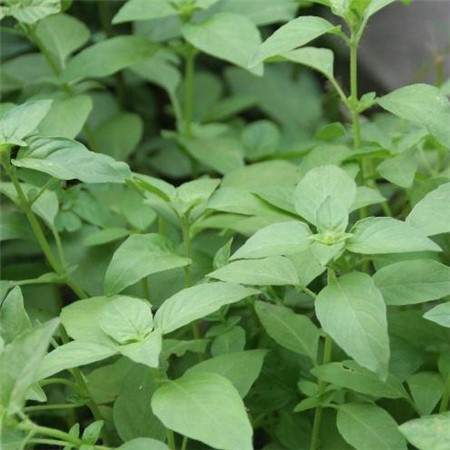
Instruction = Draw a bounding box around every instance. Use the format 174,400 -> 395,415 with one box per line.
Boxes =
141,277 -> 151,302
349,38 -> 361,151
181,436 -> 189,450
439,371 -> 450,413
182,220 -> 193,288
183,44 -> 196,138
19,422 -> 84,447
166,428 -> 176,450
24,403 -> 87,412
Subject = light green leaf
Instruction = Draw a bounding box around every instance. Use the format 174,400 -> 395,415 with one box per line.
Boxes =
182,13 -> 262,72
119,330 -> 162,368
154,282 -> 258,334
13,137 -> 132,183
174,177 -> 220,216
63,36 -> 158,82
38,95 -> 93,139
0,286 -> 31,343
104,234 -> 190,296
399,413 -> 450,450
152,372 -> 253,450
231,221 -> 312,260
315,272 -> 390,378
185,350 -> 267,397
112,0 -> 177,24
350,186 -> 386,212
241,120 -> 280,160
118,438 -> 168,450
337,403 -> 407,450
315,195 -> 349,235
83,228 -> 130,247
0,318 -> 59,415
282,47 -> 335,82
5,0 -> 60,23
373,260 -> 450,305
250,16 -> 337,66
208,256 -> 300,286
347,217 -> 441,254
377,149 -> 418,188
255,301 -> 319,362
406,183 -> 450,236
0,100 -> 52,146
423,303 -> 450,328
378,84 -> 450,148
99,296 -> 153,344
311,360 -> 408,399
363,0 -> 396,21
407,372 -> 444,415
35,13 -> 90,69
37,340 -> 117,380
295,165 -> 357,226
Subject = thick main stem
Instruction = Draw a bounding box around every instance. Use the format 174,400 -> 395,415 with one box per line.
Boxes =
349,39 -> 361,151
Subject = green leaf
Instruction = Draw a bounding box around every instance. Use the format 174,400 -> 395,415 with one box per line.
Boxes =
423,302 -> 450,328
295,165 -> 356,226
0,100 -> 52,146
112,0 -> 177,24
91,112 -> 143,160
118,438 -> 168,450
315,272 -> 390,378
377,149 -> 418,188
154,282 -> 258,334
255,301 -> 319,362
118,330 -> 162,368
378,84 -> 450,148
373,260 -> 450,306
241,120 -> 280,160
4,0 -> 60,24
351,186 -> 386,212
35,13 -> 90,69
347,217 -> 441,254
174,177 -> 220,216
38,95 -> 93,139
185,350 -> 267,397
13,137 -> 132,183
282,47 -> 335,82
0,318 -> 59,415
83,228 -> 130,247
337,403 -> 407,450
99,296 -> 153,344
82,420 -> 104,445
104,234 -> 190,296
250,16 -> 338,66
37,340 -> 117,379
208,256 -> 300,286
231,221 -> 312,260
0,286 -> 31,343
152,372 -> 253,450
311,360 -> 408,399
406,183 -> 450,236
407,372 -> 444,415
62,36 -> 158,82
182,13 -> 262,72
114,365 -> 165,442
399,413 -> 450,450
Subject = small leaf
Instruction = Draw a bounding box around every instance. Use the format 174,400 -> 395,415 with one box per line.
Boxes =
104,234 -> 190,296
282,47 -> 335,82
315,272 -> 390,378
82,420 -> 104,445
407,372 -> 444,415
119,330 -> 162,368
208,256 -> 300,286
5,0 -> 60,24
99,296 -> 153,344
63,36 -> 158,82
154,282 -> 257,334
83,228 -> 130,247
337,403 -> 407,450
255,301 -> 319,362
117,438 -> 169,450
251,16 -> 338,66
373,259 -> 450,305
406,183 -> 450,236
0,286 -> 31,343
152,372 -> 253,450
347,217 -> 441,254
423,303 -> 450,328
112,0 -> 177,24
231,221 -> 312,260
399,413 -> 450,450
377,149 -> 418,188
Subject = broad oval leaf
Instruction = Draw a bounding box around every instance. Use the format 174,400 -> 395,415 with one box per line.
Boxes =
282,47 -> 335,82
337,403 -> 407,450
104,234 -> 190,296
208,256 -> 300,286
113,0 -> 177,24
255,301 -> 319,362
250,16 -> 337,66
13,137 -> 132,184
154,282 -> 258,334
152,372 -> 253,450
182,13 -> 262,72
373,259 -> 450,305
315,272 -> 390,378
231,221 -> 312,260
347,217 -> 441,254
63,36 -> 158,82
406,183 -> 450,236
295,165 -> 356,226
185,350 -> 267,397
399,413 -> 450,450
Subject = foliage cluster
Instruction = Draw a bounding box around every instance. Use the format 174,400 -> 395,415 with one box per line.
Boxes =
1,0 -> 450,449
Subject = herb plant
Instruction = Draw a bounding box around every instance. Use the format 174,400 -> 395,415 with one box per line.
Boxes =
1,0 -> 450,449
